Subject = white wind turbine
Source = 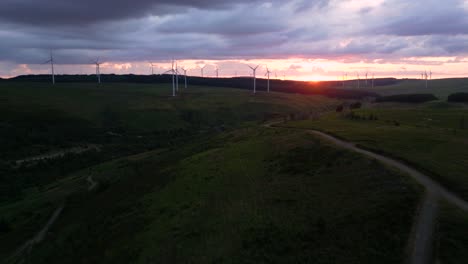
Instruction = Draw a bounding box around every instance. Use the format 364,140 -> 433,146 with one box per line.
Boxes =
180,66 -> 188,89
44,52 -> 55,85
265,65 -> 272,93
215,67 -> 219,78
200,65 -> 207,77
365,71 -> 368,87
94,58 -> 102,84
248,65 -> 260,94
163,59 -> 177,97
150,63 -> 155,75
425,70 -> 428,88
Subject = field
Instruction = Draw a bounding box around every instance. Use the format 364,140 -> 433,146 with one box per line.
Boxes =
0,82 -> 425,263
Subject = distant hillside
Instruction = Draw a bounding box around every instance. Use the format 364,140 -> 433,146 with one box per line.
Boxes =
5,74 -> 390,99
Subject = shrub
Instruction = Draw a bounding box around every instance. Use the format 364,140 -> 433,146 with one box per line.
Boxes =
375,94 -> 438,103
336,105 -> 344,112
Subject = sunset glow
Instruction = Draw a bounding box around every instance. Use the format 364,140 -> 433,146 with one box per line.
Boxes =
1,1 -> 467,80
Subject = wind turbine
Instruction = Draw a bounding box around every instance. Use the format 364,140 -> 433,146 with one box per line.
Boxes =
150,63 -> 155,75
248,65 -> 260,94
94,58 -> 102,84
200,65 -> 207,77
44,52 -> 55,85
215,67 -> 219,78
175,61 -> 179,92
162,59 -> 177,97
365,72 -> 368,87
424,70 -> 428,89
265,66 -> 272,93
180,66 -> 188,89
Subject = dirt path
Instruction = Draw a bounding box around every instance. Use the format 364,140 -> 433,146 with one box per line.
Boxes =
303,129 -> 468,264
267,124 -> 468,264
15,144 -> 100,166
7,203 -> 65,263
305,129 -> 468,211
410,193 -> 438,264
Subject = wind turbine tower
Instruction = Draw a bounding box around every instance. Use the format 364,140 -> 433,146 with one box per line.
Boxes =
215,67 -> 219,78
180,67 -> 188,89
171,60 -> 176,96
365,72 -> 368,87
265,66 -> 272,93
44,53 -> 55,85
94,59 -> 102,84
425,70 -> 428,89
248,65 -> 260,94
175,61 -> 179,92
150,63 -> 155,75
200,65 -> 207,78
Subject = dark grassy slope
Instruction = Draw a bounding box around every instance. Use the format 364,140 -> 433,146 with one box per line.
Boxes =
21,128 -> 421,264
0,82 -> 336,160
0,82 -> 337,204
436,202 -> 468,264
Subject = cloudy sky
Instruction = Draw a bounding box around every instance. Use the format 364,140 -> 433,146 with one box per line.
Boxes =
1,0 -> 468,80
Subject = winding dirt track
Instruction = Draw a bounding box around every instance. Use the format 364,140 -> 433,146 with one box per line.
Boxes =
306,129 -> 468,211
269,124 -> 468,264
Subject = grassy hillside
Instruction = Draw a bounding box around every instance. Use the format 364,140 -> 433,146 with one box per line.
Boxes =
0,82 -> 337,159
288,103 -> 468,200
346,78 -> 468,100
436,202 -> 468,264
0,82 -> 339,203
5,127 -> 421,263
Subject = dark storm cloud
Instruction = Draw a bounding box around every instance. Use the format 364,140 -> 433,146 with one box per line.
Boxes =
1,0 -> 468,73
370,0 -> 468,36
0,0 -> 270,26
157,6 -> 286,36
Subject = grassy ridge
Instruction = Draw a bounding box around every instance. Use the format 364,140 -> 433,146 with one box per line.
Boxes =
19,127 -> 422,263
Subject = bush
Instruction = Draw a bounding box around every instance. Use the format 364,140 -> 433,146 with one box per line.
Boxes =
448,93 -> 468,103
336,105 -> 344,112
376,94 -> 438,103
